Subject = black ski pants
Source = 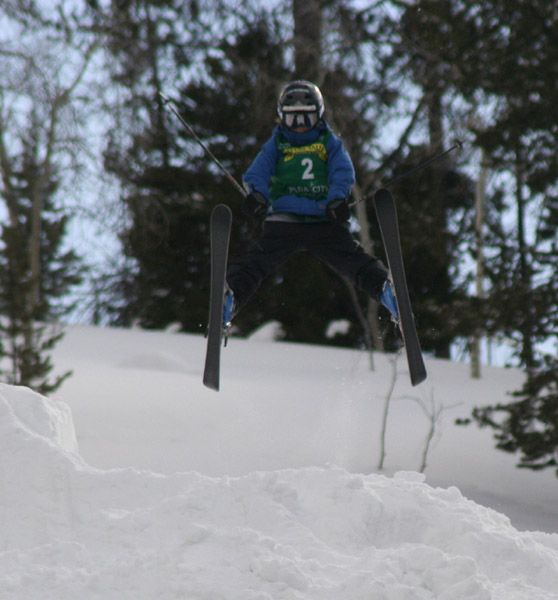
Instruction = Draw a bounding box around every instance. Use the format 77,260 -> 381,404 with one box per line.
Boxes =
227,220 -> 388,311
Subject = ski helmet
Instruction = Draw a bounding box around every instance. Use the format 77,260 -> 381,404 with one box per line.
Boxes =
277,80 -> 324,131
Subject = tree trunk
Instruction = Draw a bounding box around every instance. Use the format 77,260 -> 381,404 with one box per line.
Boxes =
426,85 -> 451,358
353,183 -> 384,355
146,5 -> 170,168
515,153 -> 535,370
292,0 -> 322,82
427,87 -> 444,154
470,149 -> 488,378
291,0 -> 384,362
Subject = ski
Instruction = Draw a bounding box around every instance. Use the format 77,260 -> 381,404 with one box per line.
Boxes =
203,204 -> 233,391
374,188 -> 427,386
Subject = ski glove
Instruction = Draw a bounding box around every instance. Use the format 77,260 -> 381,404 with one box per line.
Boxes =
241,191 -> 268,223
326,198 -> 351,222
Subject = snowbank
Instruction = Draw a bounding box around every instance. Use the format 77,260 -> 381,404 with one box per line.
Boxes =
54,325 -> 557,533
1,383 -> 557,599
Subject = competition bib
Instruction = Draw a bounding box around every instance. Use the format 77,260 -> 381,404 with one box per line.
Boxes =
270,131 -> 330,201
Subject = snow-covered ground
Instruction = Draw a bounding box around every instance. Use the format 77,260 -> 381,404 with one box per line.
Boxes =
1,324 -> 557,599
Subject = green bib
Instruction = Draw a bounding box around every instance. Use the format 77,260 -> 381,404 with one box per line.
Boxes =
270,131 -> 331,201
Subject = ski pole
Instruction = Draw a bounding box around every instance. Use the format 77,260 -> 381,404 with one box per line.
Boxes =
382,139 -> 463,187
356,139 -> 464,205
159,92 -> 248,198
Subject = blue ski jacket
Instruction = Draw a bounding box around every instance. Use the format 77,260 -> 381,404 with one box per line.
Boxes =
243,122 -> 355,219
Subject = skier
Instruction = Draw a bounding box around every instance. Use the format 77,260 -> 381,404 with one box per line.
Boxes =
223,79 -> 398,328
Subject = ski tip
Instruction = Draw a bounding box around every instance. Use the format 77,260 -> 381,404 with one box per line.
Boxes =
374,188 -> 394,209
212,203 -> 232,217
374,188 -> 391,200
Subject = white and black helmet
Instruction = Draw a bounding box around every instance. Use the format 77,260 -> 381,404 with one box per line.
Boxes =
277,80 -> 325,131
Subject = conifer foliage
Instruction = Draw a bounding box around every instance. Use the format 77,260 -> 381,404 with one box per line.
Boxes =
0,109 -> 82,394
0,2 -> 92,393
398,0 -> 558,471
465,354 -> 558,475
92,0 -> 556,470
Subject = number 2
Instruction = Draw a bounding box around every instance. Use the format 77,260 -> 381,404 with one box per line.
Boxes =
301,158 -> 314,180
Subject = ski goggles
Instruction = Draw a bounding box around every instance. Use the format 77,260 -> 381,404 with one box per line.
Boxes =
280,105 -> 319,130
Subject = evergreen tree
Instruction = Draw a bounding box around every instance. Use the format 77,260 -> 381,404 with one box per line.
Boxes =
98,0 -> 554,364
0,117 -> 82,394
389,155 -> 475,357
0,1 -> 94,393
464,353 -> 558,475
369,3 -> 479,357
469,1 -> 557,372
90,0 -> 212,331
411,0 -> 558,467
394,0 -> 558,366
99,0 -> 394,348
96,1 -> 290,334
477,2 -> 557,470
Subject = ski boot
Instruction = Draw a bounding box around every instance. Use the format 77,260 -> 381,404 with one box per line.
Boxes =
379,279 -> 399,323
222,286 -> 235,345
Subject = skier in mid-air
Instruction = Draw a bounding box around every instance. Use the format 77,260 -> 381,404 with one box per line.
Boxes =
223,79 -> 398,328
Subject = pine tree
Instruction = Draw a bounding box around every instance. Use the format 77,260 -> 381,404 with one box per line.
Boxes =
389,156 -> 476,357
420,0 -> 558,468
88,0 -> 209,331
0,2 -> 94,394
96,2 -> 289,334
98,0 -> 385,347
0,119 -> 82,394
359,2 -> 480,357
467,354 -> 558,475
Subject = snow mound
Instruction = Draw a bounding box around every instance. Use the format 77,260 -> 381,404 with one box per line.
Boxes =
1,384 -> 557,600
0,382 -> 78,454
247,320 -> 285,341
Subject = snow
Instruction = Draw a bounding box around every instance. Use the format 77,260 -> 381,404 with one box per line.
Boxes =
1,324 -> 557,599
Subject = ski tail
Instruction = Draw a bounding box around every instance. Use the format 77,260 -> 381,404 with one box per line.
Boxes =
203,204 -> 232,391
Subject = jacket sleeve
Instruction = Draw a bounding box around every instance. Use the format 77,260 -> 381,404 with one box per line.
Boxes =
242,133 -> 278,199
326,135 -> 355,202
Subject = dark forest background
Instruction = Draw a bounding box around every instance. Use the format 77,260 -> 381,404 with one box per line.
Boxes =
0,0 -> 556,473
